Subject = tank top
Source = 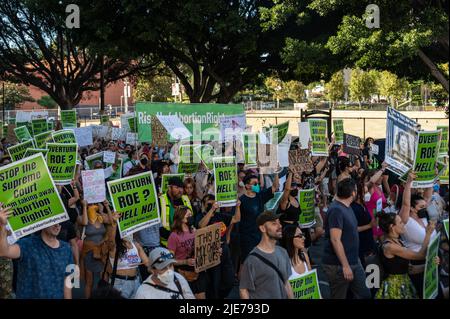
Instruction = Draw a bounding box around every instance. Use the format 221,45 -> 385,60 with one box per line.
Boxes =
381,240 -> 409,275
112,242 -> 142,270
278,198 -> 301,223
289,260 -> 310,280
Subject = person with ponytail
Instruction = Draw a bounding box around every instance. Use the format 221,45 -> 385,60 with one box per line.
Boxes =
375,211 -> 438,299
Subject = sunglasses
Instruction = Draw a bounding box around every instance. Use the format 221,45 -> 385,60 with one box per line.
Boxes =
151,252 -> 174,267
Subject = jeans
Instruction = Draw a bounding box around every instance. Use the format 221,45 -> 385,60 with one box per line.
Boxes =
113,277 -> 141,299
322,261 -> 372,299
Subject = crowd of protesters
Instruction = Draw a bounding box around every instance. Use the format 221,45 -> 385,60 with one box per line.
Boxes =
0,132 -> 448,300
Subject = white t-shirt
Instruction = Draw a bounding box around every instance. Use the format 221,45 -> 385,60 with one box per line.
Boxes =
134,272 -> 195,299
402,217 -> 437,253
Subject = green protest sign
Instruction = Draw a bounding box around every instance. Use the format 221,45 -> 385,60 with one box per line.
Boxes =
333,119 -> 344,145
308,119 -> 328,156
24,148 -> 49,158
46,143 -> 78,184
0,153 -> 68,240
267,121 -> 289,144
241,132 -> 258,167
7,140 -> 35,162
194,144 -> 217,171
52,129 -> 76,144
437,155 -> 448,184
100,115 -> 110,125
443,219 -> 449,240
108,158 -> 123,181
31,118 -> 48,135
34,130 -> 54,149
14,125 -> 32,142
47,121 -> 55,131
265,192 -> 283,211
2,125 -> 7,138
423,234 -> 440,299
177,145 -> 199,174
161,173 -> 185,194
86,152 -> 105,169
298,188 -> 315,227
107,172 -> 161,238
289,269 -> 322,299
136,102 -> 245,142
16,121 -> 33,136
60,110 -> 77,128
128,117 -> 137,133
437,125 -> 448,156
213,156 -> 237,207
412,130 -> 441,188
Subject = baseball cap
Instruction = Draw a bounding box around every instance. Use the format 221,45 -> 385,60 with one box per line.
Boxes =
148,247 -> 176,270
168,176 -> 184,188
256,211 -> 282,226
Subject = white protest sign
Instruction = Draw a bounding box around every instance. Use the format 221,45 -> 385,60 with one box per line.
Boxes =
103,151 -> 116,164
370,143 -> 379,156
16,111 -> 48,123
73,126 -> 93,147
120,113 -> 135,131
298,122 -> 311,150
219,114 -> 247,142
126,132 -> 137,145
156,115 -> 192,140
111,127 -> 127,141
277,134 -> 292,168
81,169 -> 106,204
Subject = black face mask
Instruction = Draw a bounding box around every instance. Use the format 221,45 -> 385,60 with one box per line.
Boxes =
187,216 -> 195,227
417,208 -> 429,219
290,189 -> 299,197
140,158 -> 148,166
205,203 -> 214,213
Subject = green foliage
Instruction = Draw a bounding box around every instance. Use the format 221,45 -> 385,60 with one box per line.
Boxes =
349,68 -> 376,106
37,95 -> 58,109
134,75 -> 173,103
325,71 -> 344,103
0,82 -> 34,110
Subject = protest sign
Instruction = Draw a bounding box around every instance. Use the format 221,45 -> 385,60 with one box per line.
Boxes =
157,114 -> 192,140
8,140 -> 35,162
194,144 -> 217,171
278,134 -> 292,168
47,120 -> 55,131
161,173 -> 186,194
241,132 -> 258,167
333,119 -> 344,145
423,234 -> 440,299
73,126 -> 93,147
120,113 -> 135,131
52,130 -> 76,144
108,158 -> 123,181
16,122 -> 33,138
111,127 -> 127,141
0,153 -> 68,240
24,148 -> 48,158
343,133 -> 361,155
298,188 -> 315,227
16,111 -> 48,123
257,143 -> 278,174
127,116 -> 137,133
271,121 -> 290,144
412,130 -> 441,188
14,126 -> 32,142
289,149 -> 314,184
107,172 -> 161,238
219,114 -> 246,142
60,110 -> 77,128
103,151 -> 116,164
46,143 -> 78,184
31,118 -> 48,136
136,102 -> 245,142
177,144 -> 199,174
437,125 -> 448,156
438,155 -> 449,184
289,269 -> 322,299
194,223 -> 222,273
126,132 -> 138,145
298,122 -> 312,149
150,115 -> 169,146
213,157 -> 237,207
444,219 -> 449,240
370,143 -> 379,156
100,115 -> 110,126
264,192 -> 283,211
307,119 -> 328,156
2,124 -> 7,138
385,107 -> 419,176
34,131 -> 54,149
85,152 -> 104,169
81,169 -> 107,204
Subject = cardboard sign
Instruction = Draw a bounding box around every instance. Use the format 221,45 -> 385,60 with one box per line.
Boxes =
194,223 -> 222,273
151,116 -> 169,146
343,133 -> 361,155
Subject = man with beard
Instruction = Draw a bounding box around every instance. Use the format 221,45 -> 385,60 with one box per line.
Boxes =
239,211 -> 293,299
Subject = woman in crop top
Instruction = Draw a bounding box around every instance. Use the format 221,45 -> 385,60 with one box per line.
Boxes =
278,172 -> 301,226
376,212 -> 438,299
107,229 -> 149,298
281,224 -> 312,280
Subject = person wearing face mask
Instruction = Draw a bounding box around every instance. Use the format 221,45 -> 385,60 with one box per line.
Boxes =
122,149 -> 139,176
238,173 -> 279,264
322,178 -> 372,299
127,154 -> 150,176
278,171 -> 301,227
398,171 -> 438,297
167,206 -> 207,299
237,170 -> 246,197
134,247 -> 194,299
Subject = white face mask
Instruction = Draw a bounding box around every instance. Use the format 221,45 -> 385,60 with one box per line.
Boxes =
158,268 -> 174,286
238,181 -> 245,188
364,192 -> 371,202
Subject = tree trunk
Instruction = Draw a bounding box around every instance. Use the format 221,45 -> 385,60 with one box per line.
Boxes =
417,49 -> 449,93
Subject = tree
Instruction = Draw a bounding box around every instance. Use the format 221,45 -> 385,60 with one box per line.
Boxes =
284,80 -> 305,102
37,95 -> 58,109
0,0 -> 153,109
81,0 -> 286,103
134,75 -> 173,103
0,82 -> 34,110
265,76 -> 287,102
325,71 -> 344,105
349,68 -> 376,107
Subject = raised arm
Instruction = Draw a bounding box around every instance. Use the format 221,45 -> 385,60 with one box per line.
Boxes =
198,202 -> 220,229
399,171 -> 415,224
77,200 -> 88,226
0,206 -> 20,259
369,162 -> 388,184
280,172 -> 293,211
271,172 -> 280,193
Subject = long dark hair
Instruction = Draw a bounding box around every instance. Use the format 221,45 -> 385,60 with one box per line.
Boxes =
378,212 -> 397,234
115,227 -> 128,259
281,224 -> 306,263
171,206 -> 192,234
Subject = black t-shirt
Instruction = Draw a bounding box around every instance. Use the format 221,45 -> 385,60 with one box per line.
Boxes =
351,202 -> 376,256
194,208 -> 233,241
323,200 -> 360,265
60,185 -> 79,224
57,220 -> 77,242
